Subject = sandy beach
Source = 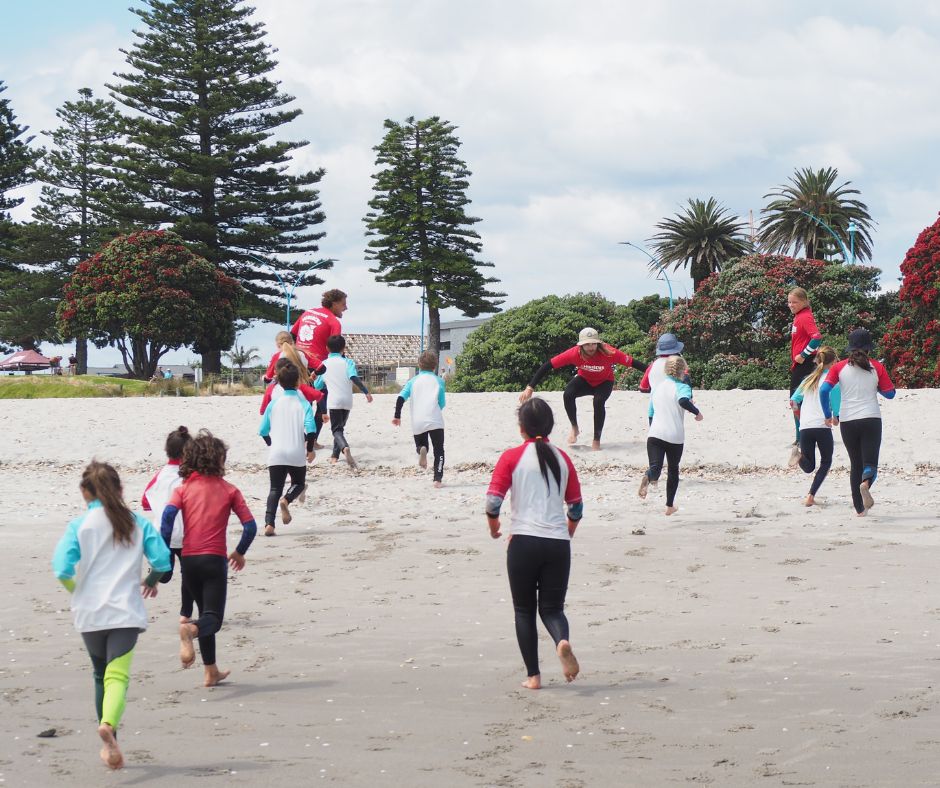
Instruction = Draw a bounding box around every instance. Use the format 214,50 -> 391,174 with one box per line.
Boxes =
1,389 -> 939,787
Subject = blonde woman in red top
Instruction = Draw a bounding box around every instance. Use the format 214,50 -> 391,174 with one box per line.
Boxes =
520,327 -> 646,450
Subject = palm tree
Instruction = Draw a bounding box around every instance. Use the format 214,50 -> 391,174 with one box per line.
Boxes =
649,197 -> 751,291
223,343 -> 260,373
758,166 -> 874,262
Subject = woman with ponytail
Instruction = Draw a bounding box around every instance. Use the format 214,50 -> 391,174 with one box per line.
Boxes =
485,398 -> 584,689
820,329 -> 896,516
52,461 -> 171,771
789,347 -> 841,506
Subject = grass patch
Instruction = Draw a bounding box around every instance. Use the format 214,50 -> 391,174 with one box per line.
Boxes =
0,375 -> 185,399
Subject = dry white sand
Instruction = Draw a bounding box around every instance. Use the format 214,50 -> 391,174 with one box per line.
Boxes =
1,389 -> 939,786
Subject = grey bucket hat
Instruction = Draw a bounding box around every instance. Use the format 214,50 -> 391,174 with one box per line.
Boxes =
655,333 -> 684,355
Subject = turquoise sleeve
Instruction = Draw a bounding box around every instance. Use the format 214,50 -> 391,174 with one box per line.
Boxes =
831,383 -> 841,418
303,402 -> 316,433
437,377 -> 446,409
313,375 -> 325,391
790,386 -> 804,406
139,514 -> 172,572
399,377 -> 414,402
346,358 -> 358,378
52,517 -> 83,579
675,381 -> 693,401
259,401 -> 273,437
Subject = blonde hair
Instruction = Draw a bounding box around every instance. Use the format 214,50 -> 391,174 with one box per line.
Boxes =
664,355 -> 687,378
788,287 -> 809,305
80,462 -> 135,546
276,333 -> 310,384
800,345 -> 837,393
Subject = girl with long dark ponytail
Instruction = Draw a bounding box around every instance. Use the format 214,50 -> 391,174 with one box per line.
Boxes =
485,398 -> 585,689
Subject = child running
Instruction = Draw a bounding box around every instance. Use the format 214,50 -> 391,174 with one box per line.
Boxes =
259,358 -> 324,414
638,356 -> 702,515
161,430 -> 257,685
53,461 -> 171,771
485,397 -> 583,689
789,347 -> 841,506
259,361 -> 317,536
392,350 -> 446,487
141,425 -> 193,622
820,328 -> 896,516
313,334 -> 373,468
262,330 -> 311,384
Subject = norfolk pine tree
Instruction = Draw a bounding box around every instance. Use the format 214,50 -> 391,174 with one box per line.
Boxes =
29,88 -> 131,372
0,81 -> 39,217
364,116 -> 503,355
107,0 -> 328,374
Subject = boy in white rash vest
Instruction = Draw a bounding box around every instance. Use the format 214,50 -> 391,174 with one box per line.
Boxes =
259,362 -> 317,536
53,461 -> 171,771
141,425 -> 193,622
312,334 -> 373,468
393,350 -> 447,487
638,356 -> 703,515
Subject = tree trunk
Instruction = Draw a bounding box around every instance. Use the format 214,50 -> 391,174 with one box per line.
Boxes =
202,348 -> 222,375
428,305 -> 441,362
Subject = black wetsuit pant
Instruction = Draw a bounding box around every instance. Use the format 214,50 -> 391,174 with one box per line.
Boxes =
180,554 -> 228,665
646,437 -> 684,507
507,535 -> 571,677
840,418 -> 882,513
798,428 -> 833,497
414,429 -> 445,482
563,377 -> 614,441
82,628 -> 138,730
330,409 -> 351,459
159,547 -> 194,619
266,465 -> 306,525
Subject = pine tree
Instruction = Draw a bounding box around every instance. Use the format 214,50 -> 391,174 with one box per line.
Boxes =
0,81 -> 40,217
30,88 -> 130,373
107,0 -> 328,373
364,116 -> 503,355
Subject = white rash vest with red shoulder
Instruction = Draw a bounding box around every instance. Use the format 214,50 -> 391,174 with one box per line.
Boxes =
486,440 -> 582,540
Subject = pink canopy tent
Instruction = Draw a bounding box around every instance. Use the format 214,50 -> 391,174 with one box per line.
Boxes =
0,349 -> 53,372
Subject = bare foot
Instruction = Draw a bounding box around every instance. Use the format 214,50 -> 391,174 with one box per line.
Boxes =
567,427 -> 579,445
328,457 -> 338,464
433,481 -> 442,489
557,640 -> 579,682
298,484 -> 307,504
856,509 -> 867,517
638,473 -> 650,499
859,481 -> 874,510
98,723 -> 124,770
521,675 -> 541,690
591,440 -> 601,451
179,622 -> 197,668
665,505 -> 678,516
418,446 -> 428,469
313,441 -> 325,450
204,664 -> 230,687
279,497 -> 292,524
788,445 -> 803,468
804,494 -> 815,507
264,524 -> 276,537
179,615 -> 193,624
343,447 -> 358,469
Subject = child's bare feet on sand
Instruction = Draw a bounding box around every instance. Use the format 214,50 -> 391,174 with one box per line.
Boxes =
98,723 -> 123,769
204,664 -> 230,687
343,447 -> 358,469
859,480 -> 875,510
179,622 -> 197,668
788,444 -> 803,468
418,446 -> 428,469
433,480 -> 442,489
591,440 -> 601,451
665,505 -> 678,516
264,524 -> 276,537
279,496 -> 292,524
567,427 -> 578,445
856,509 -> 867,517
179,615 -> 193,624
804,494 -> 815,507
298,484 -> 307,504
638,473 -> 650,499
521,675 -> 541,690
329,456 -> 338,464
557,640 -> 579,682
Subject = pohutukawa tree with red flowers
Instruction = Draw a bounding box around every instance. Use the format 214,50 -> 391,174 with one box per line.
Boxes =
58,230 -> 242,379
881,213 -> 940,387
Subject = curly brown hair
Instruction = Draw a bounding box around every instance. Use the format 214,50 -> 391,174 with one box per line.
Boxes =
180,429 -> 228,478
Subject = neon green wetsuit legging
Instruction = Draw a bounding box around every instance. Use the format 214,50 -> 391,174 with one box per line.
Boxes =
81,628 -> 138,731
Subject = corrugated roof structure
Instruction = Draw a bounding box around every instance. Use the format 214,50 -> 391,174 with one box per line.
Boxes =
344,334 -> 423,367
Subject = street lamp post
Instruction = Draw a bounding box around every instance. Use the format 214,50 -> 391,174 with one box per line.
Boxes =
620,242 -> 674,310
797,211 -> 855,265
251,257 -> 331,328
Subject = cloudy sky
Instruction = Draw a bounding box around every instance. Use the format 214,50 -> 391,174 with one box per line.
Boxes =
3,0 -> 940,365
